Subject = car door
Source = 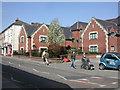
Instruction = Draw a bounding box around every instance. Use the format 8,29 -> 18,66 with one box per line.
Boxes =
104,54 -> 117,68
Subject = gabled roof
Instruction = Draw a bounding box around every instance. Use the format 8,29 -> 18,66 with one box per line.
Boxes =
23,24 -> 42,37
106,16 -> 120,25
34,23 -> 72,39
2,19 -> 29,33
95,18 -> 118,33
70,21 -> 88,31
61,27 -> 72,39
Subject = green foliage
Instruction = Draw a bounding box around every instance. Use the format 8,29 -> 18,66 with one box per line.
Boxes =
86,52 -> 102,55
48,45 -> 61,58
48,45 -> 67,58
23,52 -> 30,56
74,49 -> 82,54
32,52 -> 41,57
13,51 -> 19,55
47,18 -> 65,45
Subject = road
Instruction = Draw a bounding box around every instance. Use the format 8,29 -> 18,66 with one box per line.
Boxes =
1,56 -> 120,89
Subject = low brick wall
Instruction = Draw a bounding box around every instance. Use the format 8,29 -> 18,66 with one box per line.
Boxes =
61,54 -> 101,60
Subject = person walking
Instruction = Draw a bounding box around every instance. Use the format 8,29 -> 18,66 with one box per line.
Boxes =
81,52 -> 87,69
71,51 -> 76,69
42,50 -> 46,62
44,50 -> 50,65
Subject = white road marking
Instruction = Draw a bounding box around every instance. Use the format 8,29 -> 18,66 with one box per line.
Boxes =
41,72 -> 50,74
78,79 -> 89,81
57,74 -> 67,80
112,82 -> 118,84
33,68 -> 39,72
9,62 -> 13,64
18,64 -> 21,67
90,77 -> 102,79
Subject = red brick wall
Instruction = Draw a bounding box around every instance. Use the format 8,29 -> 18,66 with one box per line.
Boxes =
117,37 -> 120,53
19,27 -> 27,52
83,19 -> 107,53
108,35 -> 118,52
72,31 -> 82,49
62,40 -> 73,47
33,25 -> 48,51
28,38 -> 31,52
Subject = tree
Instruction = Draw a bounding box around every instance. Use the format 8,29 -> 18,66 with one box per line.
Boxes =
47,18 -> 65,45
47,19 -> 66,58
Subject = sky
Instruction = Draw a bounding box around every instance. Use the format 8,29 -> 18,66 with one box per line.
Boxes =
1,2 -> 119,32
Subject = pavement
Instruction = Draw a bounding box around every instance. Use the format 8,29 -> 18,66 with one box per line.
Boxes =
13,55 -> 63,63
1,55 -> 119,89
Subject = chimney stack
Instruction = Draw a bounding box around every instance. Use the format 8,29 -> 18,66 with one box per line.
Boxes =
16,18 -> 19,21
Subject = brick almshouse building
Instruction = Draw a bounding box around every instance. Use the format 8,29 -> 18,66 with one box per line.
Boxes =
0,16 -> 120,56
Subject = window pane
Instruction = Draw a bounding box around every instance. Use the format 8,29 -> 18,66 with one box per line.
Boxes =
90,46 -> 97,52
40,36 -> 47,43
90,33 -> 97,40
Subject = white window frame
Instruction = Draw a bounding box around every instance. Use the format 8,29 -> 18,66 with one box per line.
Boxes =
111,46 -> 115,52
20,47 -> 24,53
89,31 -> 98,40
20,36 -> 24,43
89,45 -> 98,52
39,47 -> 48,52
39,35 -> 47,43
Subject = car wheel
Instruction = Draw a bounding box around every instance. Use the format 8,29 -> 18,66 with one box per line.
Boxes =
118,66 -> 120,71
99,64 -> 105,70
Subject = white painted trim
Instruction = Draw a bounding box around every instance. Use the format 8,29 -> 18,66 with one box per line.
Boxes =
89,44 -> 98,52
81,17 -> 108,53
26,38 -> 28,52
20,36 -> 24,43
20,47 -> 24,50
81,17 -> 93,38
39,47 -> 48,52
32,24 -> 49,38
81,17 -> 93,52
19,25 -> 28,52
89,31 -> 98,40
31,36 -> 33,50
31,24 -> 49,50
22,25 -> 28,52
93,18 -> 108,53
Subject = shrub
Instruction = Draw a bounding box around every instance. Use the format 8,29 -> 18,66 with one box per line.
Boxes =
32,52 -> 41,57
48,45 -> 67,58
23,52 -> 29,56
86,52 -> 102,55
13,51 -> 18,55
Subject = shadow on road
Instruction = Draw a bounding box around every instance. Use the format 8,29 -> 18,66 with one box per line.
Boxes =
2,64 -> 73,89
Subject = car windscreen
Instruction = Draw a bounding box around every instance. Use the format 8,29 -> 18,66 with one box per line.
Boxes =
116,53 -> 120,59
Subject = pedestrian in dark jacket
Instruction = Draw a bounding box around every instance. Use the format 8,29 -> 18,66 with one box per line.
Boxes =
81,52 -> 87,69
71,51 -> 76,69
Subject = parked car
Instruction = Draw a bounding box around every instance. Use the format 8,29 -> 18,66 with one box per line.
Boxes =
99,53 -> 120,71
